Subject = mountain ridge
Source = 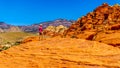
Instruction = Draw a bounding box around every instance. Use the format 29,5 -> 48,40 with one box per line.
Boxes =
0,19 -> 75,32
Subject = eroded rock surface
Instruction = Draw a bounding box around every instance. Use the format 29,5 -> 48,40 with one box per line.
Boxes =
0,37 -> 120,68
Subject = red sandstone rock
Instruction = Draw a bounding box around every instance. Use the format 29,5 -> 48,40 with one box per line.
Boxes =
64,3 -> 120,47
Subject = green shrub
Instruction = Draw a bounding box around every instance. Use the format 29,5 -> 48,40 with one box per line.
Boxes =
13,41 -> 21,46
0,46 -> 10,51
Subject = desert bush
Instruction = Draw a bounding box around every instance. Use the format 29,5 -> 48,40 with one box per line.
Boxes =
13,41 -> 21,46
0,46 -> 10,51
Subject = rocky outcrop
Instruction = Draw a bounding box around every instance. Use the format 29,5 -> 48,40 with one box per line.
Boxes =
45,26 -> 56,32
64,3 -> 120,47
56,25 -> 68,33
45,25 -> 67,33
22,36 -> 39,43
43,25 -> 68,37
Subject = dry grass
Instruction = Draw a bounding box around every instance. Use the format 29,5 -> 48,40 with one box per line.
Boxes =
0,32 -> 36,44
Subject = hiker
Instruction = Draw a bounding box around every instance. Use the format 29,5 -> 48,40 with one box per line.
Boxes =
39,24 -> 43,40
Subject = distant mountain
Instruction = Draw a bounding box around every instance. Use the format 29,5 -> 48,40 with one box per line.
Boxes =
0,19 -> 75,32
7,26 -> 22,32
19,19 -> 75,32
41,19 -> 75,28
0,22 -> 11,29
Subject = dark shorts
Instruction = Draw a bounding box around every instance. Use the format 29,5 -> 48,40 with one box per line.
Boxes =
39,32 -> 42,35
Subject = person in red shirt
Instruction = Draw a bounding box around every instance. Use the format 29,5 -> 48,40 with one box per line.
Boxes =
39,24 -> 43,40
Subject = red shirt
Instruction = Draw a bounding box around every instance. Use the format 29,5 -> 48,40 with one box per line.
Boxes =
39,26 -> 43,32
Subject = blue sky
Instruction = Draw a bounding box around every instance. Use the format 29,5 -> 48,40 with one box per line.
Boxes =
0,0 -> 120,25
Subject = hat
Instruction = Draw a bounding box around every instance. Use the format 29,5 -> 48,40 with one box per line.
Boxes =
39,24 -> 43,26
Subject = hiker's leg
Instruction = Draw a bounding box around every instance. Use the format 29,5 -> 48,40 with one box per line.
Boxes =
39,32 -> 41,41
41,32 -> 44,40
39,33 -> 40,40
